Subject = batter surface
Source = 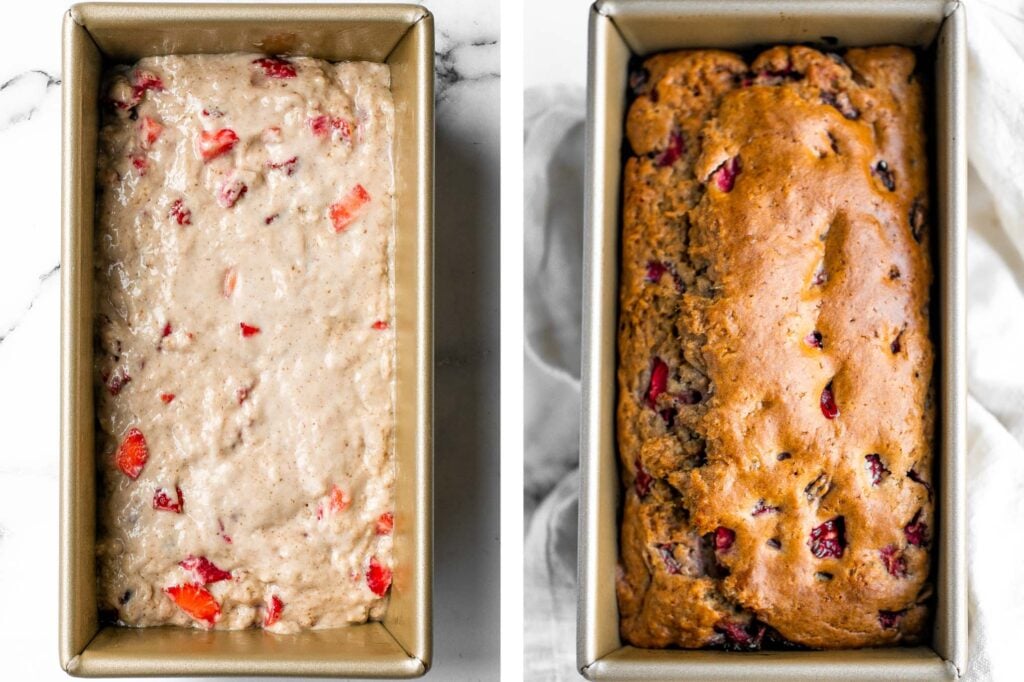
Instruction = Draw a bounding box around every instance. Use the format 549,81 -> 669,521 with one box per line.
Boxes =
93,54 -> 396,633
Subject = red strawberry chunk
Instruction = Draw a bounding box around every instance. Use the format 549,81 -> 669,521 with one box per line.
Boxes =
715,620 -> 765,649
217,178 -> 248,208
820,382 -> 839,419
714,156 -> 741,192
240,322 -> 261,337
131,70 -> 164,101
645,358 -> 669,409
264,595 -> 284,627
328,485 -> 350,513
865,453 -> 890,486
330,184 -> 371,232
656,130 -> 685,167
880,544 -> 907,578
266,156 -> 298,175
878,609 -> 904,629
160,393 -> 175,404
253,56 -> 297,79
366,557 -> 392,597
139,116 -> 163,147
644,261 -> 668,283
808,516 -> 846,558
714,526 -> 735,552
153,486 -> 183,513
107,369 -> 131,396
310,115 -> 353,140
115,428 -> 148,479
634,458 -> 653,498
265,214 -> 279,225
161,322 -> 173,338
376,511 -> 394,536
169,199 -> 192,226
164,583 -> 220,626
179,555 -> 232,585
372,320 -> 389,330
198,128 -> 239,162
131,155 -> 148,173
904,509 -> 929,547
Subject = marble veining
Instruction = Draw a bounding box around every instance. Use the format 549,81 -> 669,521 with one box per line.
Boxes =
0,70 -> 59,133
0,264 -> 58,345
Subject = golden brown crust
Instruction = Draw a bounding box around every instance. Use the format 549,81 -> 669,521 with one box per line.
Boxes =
616,46 -> 934,650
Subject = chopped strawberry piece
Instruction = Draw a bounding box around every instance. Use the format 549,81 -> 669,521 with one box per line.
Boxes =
865,453 -> 890,486
198,128 -> 238,162
880,544 -> 907,578
266,156 -> 298,175
644,261 -> 668,283
240,322 -> 261,337
634,458 -> 653,498
878,609 -> 904,629
253,56 -> 297,79
329,184 -> 372,232
645,358 -> 669,408
714,526 -> 736,552
310,114 -> 332,137
904,509 -> 929,547
376,511 -> 394,535
131,155 -> 148,173
372,320 -> 389,330
328,485 -> 350,513
366,557 -> 392,597
265,214 -> 279,225
131,70 -> 164,101
236,386 -> 250,404
217,178 -> 248,208
162,322 -> 173,338
160,392 -> 176,404
264,595 -> 284,627
179,555 -> 232,585
169,199 -> 192,226
153,485 -> 183,513
164,583 -> 220,626
107,369 -> 131,396
222,267 -> 238,297
808,516 -> 846,558
655,130 -> 685,167
115,428 -> 148,479
714,156 -> 741,192
139,116 -> 163,147
820,382 -> 839,419
310,115 -> 353,140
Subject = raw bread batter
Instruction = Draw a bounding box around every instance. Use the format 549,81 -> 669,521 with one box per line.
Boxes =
93,54 -> 395,633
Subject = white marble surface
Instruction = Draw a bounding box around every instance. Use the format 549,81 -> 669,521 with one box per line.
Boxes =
0,0 -> 498,679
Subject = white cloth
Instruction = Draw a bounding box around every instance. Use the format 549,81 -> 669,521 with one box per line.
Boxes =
524,3 -> 1024,678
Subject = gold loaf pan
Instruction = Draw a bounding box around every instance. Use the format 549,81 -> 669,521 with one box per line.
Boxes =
60,3 -> 434,677
577,0 -> 967,679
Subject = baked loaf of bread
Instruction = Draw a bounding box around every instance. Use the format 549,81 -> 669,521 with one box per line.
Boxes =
616,46 -> 934,650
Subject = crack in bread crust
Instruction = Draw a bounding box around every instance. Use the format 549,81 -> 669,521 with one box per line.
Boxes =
616,46 -> 934,650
